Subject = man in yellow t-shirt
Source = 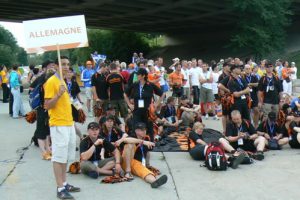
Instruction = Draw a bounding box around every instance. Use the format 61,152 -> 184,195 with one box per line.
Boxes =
0,65 -> 9,103
44,56 -> 80,199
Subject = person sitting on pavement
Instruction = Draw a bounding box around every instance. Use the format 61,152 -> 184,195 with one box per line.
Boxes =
257,111 -> 289,150
80,122 -> 122,179
189,122 -> 245,169
99,103 -> 125,132
282,116 -> 300,149
177,95 -> 201,128
99,115 -> 128,158
159,96 -> 183,134
290,95 -> 300,115
226,110 -> 266,160
121,122 -> 168,188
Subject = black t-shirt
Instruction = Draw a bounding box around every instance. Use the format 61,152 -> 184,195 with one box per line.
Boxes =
242,74 -> 258,101
106,73 -> 125,100
99,115 -> 122,127
91,72 -> 109,100
218,72 -> 229,83
160,104 -> 176,123
189,131 -> 204,144
79,136 -> 115,162
257,121 -> 281,138
126,81 -> 163,111
100,127 -> 124,143
130,133 -> 150,162
258,75 -> 283,104
226,120 -> 256,138
30,73 -> 48,105
227,77 -> 248,104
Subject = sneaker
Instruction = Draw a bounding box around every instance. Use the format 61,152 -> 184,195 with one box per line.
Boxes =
213,115 -> 219,120
205,114 -> 209,120
57,188 -> 74,199
88,112 -> 93,117
88,171 -> 99,179
231,153 -> 246,169
65,183 -> 80,192
253,152 -> 264,161
151,175 -> 168,188
42,152 -> 51,160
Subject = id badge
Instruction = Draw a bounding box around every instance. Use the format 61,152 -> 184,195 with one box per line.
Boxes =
266,86 -> 269,92
93,161 -> 98,167
289,136 -> 292,141
250,89 -> 253,92
270,86 -> 274,91
138,99 -> 144,108
142,157 -> 146,167
241,95 -> 246,99
167,117 -> 173,123
238,138 -> 244,145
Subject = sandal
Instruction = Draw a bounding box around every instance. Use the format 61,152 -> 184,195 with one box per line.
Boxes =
124,172 -> 134,181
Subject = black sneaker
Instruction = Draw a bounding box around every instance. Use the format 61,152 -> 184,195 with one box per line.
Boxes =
88,171 -> 99,179
151,175 -> 168,188
65,183 -> 80,192
231,153 -> 246,169
57,188 -> 74,199
253,152 -> 264,161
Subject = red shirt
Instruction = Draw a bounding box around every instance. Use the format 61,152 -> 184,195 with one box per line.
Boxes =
120,70 -> 130,83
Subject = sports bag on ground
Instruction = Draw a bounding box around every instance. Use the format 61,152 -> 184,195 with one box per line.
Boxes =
205,142 -> 227,171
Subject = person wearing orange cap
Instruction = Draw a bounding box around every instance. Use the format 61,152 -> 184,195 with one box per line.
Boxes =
81,60 -> 96,117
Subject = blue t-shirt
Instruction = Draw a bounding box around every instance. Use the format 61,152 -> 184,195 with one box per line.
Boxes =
291,97 -> 300,111
9,71 -> 20,88
81,68 -> 95,87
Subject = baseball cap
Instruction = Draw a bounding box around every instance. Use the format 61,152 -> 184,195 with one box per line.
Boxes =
107,103 -> 116,110
135,122 -> 147,130
268,112 -> 277,121
172,57 -> 180,62
87,122 -> 100,130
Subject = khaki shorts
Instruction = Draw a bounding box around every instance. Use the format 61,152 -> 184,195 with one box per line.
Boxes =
85,87 -> 93,100
110,99 -> 128,118
50,125 -> 76,163
80,157 -> 115,175
200,87 -> 214,103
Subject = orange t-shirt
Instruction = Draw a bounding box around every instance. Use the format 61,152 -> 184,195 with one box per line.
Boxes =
282,67 -> 291,80
169,72 -> 184,87
148,71 -> 161,88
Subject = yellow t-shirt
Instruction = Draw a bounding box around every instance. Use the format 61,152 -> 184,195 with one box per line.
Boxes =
44,75 -> 73,126
0,71 -> 8,83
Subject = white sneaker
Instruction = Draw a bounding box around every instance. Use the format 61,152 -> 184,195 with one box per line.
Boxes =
205,114 -> 209,120
88,112 -> 93,117
214,115 -> 219,120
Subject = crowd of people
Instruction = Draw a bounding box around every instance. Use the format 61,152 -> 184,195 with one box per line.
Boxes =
1,53 -> 300,200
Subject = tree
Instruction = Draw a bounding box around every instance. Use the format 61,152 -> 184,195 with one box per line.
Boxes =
0,25 -> 18,66
230,0 -> 292,59
17,47 -> 28,66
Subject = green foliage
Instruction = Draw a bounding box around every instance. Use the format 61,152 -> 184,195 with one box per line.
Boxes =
0,25 -> 28,67
230,0 -> 292,59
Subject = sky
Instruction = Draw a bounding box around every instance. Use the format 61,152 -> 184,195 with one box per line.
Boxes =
0,21 -> 25,48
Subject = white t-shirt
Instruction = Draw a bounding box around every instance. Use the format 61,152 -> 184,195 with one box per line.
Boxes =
189,67 -> 202,87
290,67 -> 297,80
182,68 -> 190,88
212,72 -> 220,94
199,70 -> 212,90
155,66 -> 167,85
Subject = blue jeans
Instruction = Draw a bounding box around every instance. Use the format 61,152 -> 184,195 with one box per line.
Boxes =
11,87 -> 25,118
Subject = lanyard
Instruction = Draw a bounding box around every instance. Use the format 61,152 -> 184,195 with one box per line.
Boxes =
140,145 -> 145,159
267,77 -> 273,86
108,131 -> 112,142
246,75 -> 252,83
67,82 -> 72,94
237,124 -> 243,133
139,83 -> 144,99
237,78 -> 244,89
268,122 -> 275,137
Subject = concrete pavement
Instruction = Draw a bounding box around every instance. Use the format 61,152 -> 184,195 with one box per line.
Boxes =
0,93 -> 300,200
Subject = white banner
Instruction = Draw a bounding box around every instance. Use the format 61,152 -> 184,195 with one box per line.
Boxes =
23,15 -> 88,53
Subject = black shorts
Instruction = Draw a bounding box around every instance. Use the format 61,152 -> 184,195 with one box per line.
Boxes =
222,106 -> 230,116
189,144 -> 206,160
231,140 -> 256,152
34,107 -> 50,140
172,87 -> 183,97
251,96 -> 258,108
289,133 -> 300,149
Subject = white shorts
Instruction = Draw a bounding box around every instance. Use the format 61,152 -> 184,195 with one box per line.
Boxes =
85,87 -> 93,100
50,125 -> 76,163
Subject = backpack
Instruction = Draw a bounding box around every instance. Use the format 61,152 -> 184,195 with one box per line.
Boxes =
29,83 -> 43,109
205,142 -> 227,171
